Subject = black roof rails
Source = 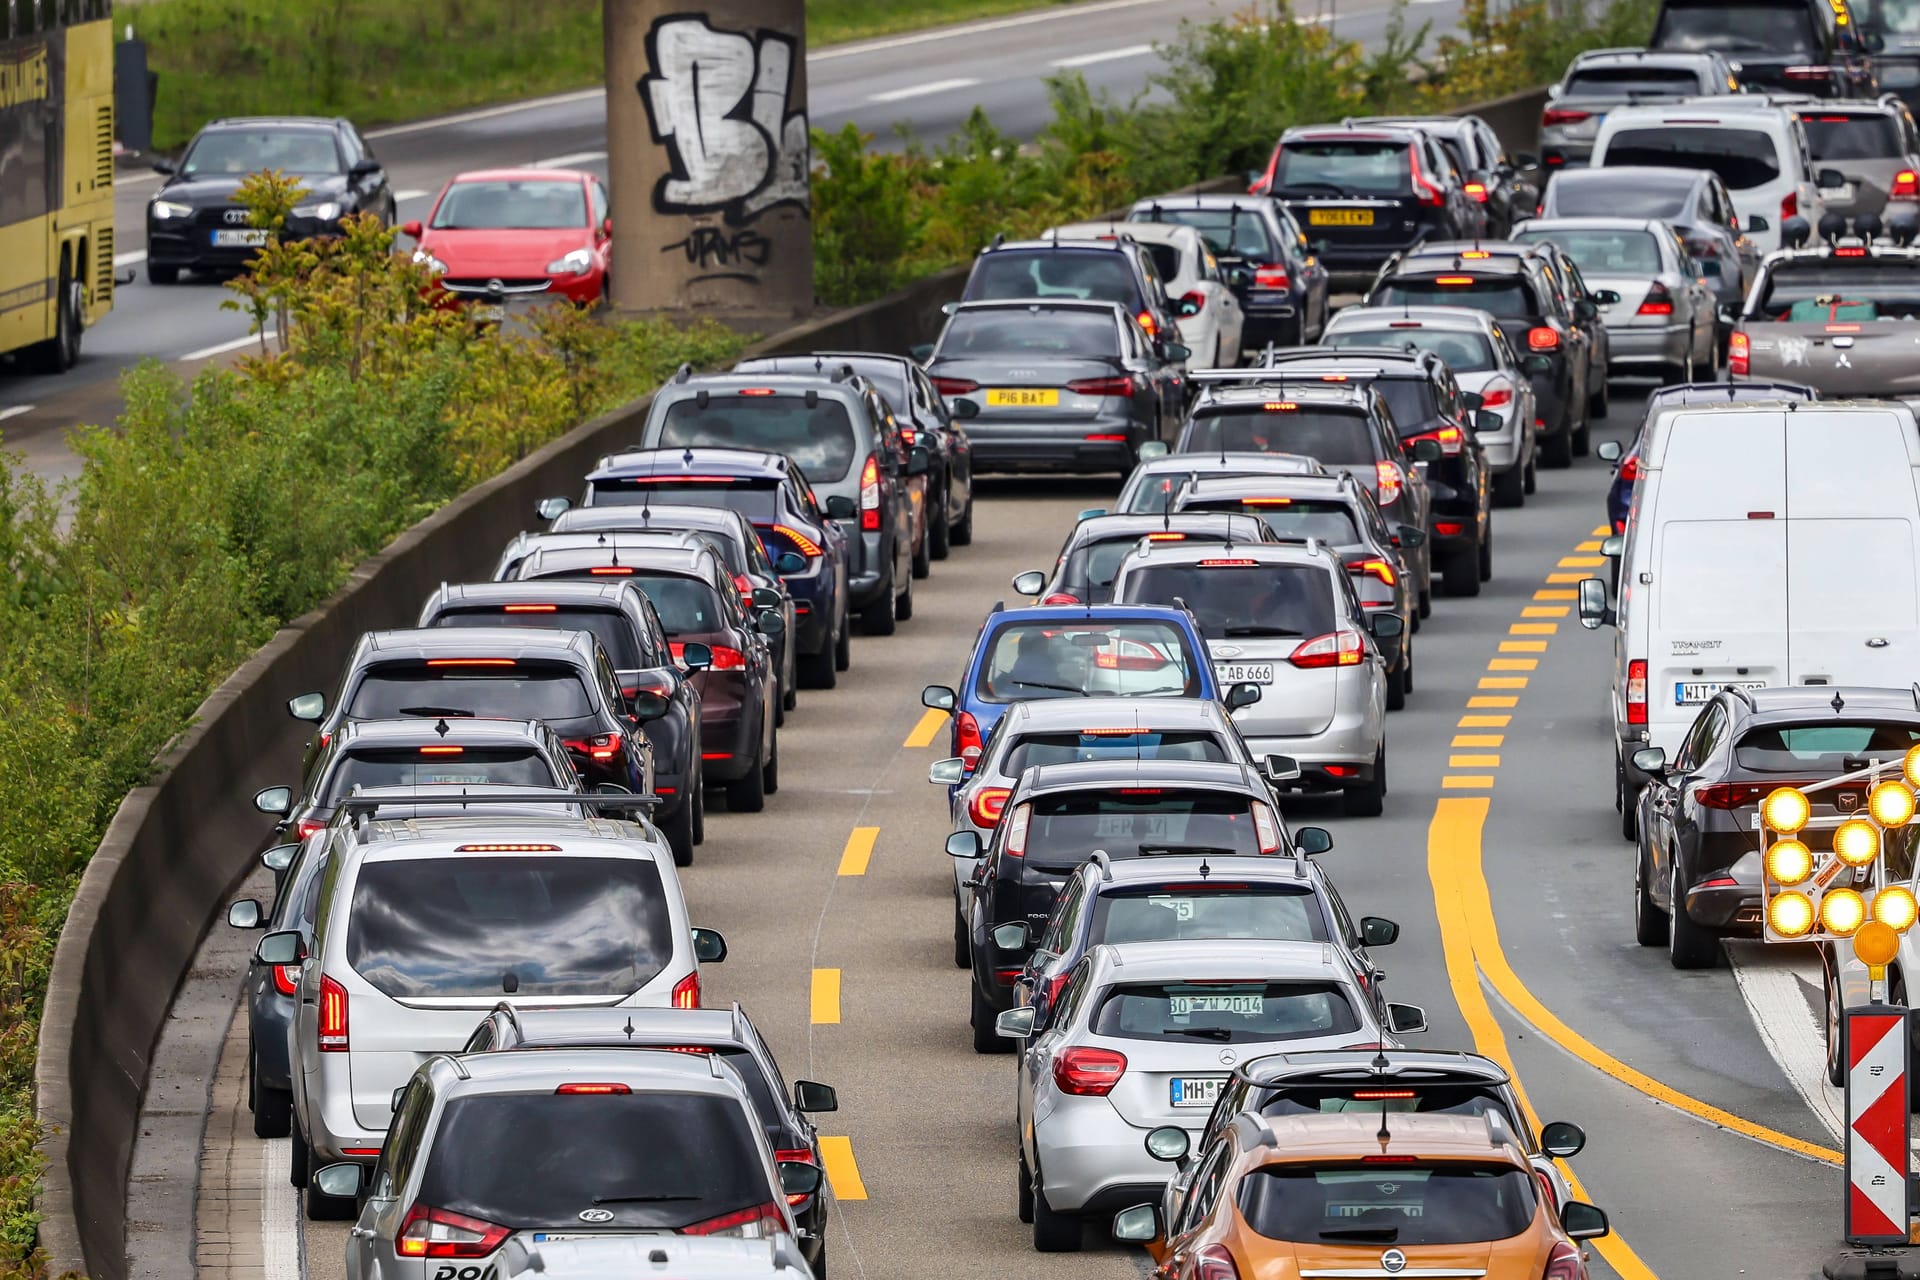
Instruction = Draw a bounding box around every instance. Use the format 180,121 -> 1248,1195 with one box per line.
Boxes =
339,788 -> 661,818
673,362 -> 694,383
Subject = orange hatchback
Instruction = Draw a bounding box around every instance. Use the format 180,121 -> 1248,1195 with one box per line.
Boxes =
1114,1110 -> 1609,1279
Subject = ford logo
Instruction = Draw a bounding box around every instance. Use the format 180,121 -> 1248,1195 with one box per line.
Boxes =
223,209 -> 250,225
1381,1248 -> 1407,1273
578,1207 -> 615,1223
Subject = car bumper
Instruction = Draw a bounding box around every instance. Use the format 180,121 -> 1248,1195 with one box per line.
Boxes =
301,1070 -> 387,1166
968,422 -> 1140,474
1240,306 -> 1301,349
1240,699 -> 1384,786
788,591 -> 833,656
1034,1097 -> 1182,1213
1605,322 -> 1691,368
1479,416 -> 1527,470
1529,369 -> 1574,434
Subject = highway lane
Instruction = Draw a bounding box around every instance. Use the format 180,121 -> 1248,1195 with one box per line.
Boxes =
181,415 -> 1863,1280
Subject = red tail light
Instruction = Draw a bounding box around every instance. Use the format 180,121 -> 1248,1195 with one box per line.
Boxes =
1375,459 -> 1404,506
1253,800 -> 1281,853
1618,452 -> 1640,485
1250,144 -> 1281,195
672,971 -> 700,1008
1195,1244 -> 1242,1280
1541,107 -> 1591,127
1409,149 -> 1444,207
1729,330 -> 1750,376
1781,191 -> 1798,223
1180,289 -> 1209,315
502,603 -> 557,612
775,1149 -> 817,1205
1408,424 -> 1464,456
1053,1046 -> 1127,1095
1042,970 -> 1069,1010
969,786 -> 1012,828
295,818 -> 325,840
1290,630 -> 1366,669
859,454 -> 881,532
733,573 -> 754,604
1093,638 -> 1170,670
683,1200 -> 784,1238
1464,181 -> 1488,203
1042,592 -> 1081,605
587,732 -> 623,762
1135,309 -> 1158,338
1253,264 -> 1290,290
396,1204 -> 511,1258
1695,782 -> 1768,809
1434,520 -> 1465,537
1346,557 -> 1398,586
931,376 -> 978,396
1480,383 -> 1513,408
1005,803 -> 1032,858
1637,281 -> 1674,316
1543,1240 -> 1584,1280
556,1082 -> 632,1094
272,964 -> 300,996
956,710 -> 983,770
318,974 -> 349,1052
1067,375 -> 1136,397
771,525 -> 823,558
588,565 -> 635,575
418,745 -> 464,755
1783,64 -> 1831,79
1527,326 -> 1560,351
1896,169 -> 1920,198
670,641 -> 745,670
1627,659 -> 1648,726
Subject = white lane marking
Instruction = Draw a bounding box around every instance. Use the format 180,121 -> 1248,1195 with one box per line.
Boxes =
1050,42 -> 1155,68
868,78 -> 982,103
114,249 -> 147,267
394,188 -> 430,202
1726,942 -> 1845,1144
366,88 -> 604,139
1297,12 -> 1334,22
530,150 -> 608,169
0,405 -> 34,423
260,1137 -> 299,1280
814,0 -> 1170,61
181,331 -> 276,362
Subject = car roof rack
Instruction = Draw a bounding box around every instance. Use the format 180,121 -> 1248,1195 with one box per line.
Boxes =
338,788 -> 661,824
1088,849 -> 1116,882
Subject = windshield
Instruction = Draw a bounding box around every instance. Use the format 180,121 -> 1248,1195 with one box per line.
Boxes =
417,1092 -> 766,1231
347,664 -> 594,721
1089,886 -> 1326,946
968,252 -> 1140,304
978,620 -> 1198,700
939,309 -> 1120,357
1513,227 -> 1663,275
1802,113 -> 1905,160
1751,262 -> 1920,319
347,856 -> 673,997
658,396 -> 857,484
1602,127 -> 1782,190
1019,789 -> 1266,867
1184,408 -> 1378,463
1375,276 -> 1536,319
1182,498 -> 1361,544
322,749 -> 561,801
431,180 -> 588,230
182,128 -> 340,176
1865,0 -> 1920,33
1120,563 -> 1338,641
1549,175 -> 1696,218
1004,730 -> 1230,774
431,607 -> 640,668
1734,721 -> 1920,770
1237,1164 -> 1538,1244
588,477 -> 780,523
1564,64 -> 1709,94
1133,208 -> 1277,259
1328,328 -> 1497,371
1276,141 -> 1411,196
1654,0 -> 1819,50
1092,981 -> 1358,1043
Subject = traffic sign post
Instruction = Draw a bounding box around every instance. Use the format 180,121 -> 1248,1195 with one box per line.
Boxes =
1845,1000 -> 1912,1246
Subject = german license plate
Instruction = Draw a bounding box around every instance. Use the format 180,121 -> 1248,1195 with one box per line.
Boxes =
985,388 -> 1058,407
1171,993 -> 1262,1016
471,304 -> 505,323
1308,208 -> 1374,227
210,229 -> 269,247
1215,661 -> 1275,685
1170,1077 -> 1226,1107
1676,680 -> 1765,705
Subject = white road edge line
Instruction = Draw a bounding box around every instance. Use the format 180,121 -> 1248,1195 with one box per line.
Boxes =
1050,43 -> 1155,68
393,188 -> 431,202
261,1138 -> 299,1280
529,150 -> 608,169
364,88 -> 605,140
0,405 -> 35,423
867,78 -> 981,104
181,331 -> 276,362
814,0 -> 1169,61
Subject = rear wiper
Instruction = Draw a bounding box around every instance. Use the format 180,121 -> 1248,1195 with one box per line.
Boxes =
1320,1227 -> 1400,1242
1007,678 -> 1084,695
1166,1026 -> 1234,1041
1221,625 -> 1303,637
397,706 -> 475,717
591,1193 -> 700,1205
1278,182 -> 1347,195
1139,843 -> 1241,856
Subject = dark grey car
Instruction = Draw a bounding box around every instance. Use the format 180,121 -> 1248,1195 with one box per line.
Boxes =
225,838 -> 322,1138
926,300 -> 1189,475
1539,49 -> 1742,168
1796,98 -> 1920,220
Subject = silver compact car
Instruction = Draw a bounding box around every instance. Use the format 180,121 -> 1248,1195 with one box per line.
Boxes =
997,939 -> 1414,1252
1109,539 -> 1396,815
1112,450 -> 1330,514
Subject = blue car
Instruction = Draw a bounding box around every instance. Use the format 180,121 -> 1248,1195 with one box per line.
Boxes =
224,836 -> 321,1138
579,446 -> 852,690
1599,381 -> 1817,533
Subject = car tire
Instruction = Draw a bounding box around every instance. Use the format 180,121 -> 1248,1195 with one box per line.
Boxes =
290,1120 -> 310,1188
1667,862 -> 1719,969
896,573 -> 915,621
1343,747 -> 1386,817
726,747 -> 768,813
971,981 -> 1011,1055
862,590 -> 897,636
783,676 -> 798,712
1018,1155 -> 1035,1224
1588,379 -> 1608,421
953,903 -> 971,969
1633,843 -> 1668,947
28,264 -> 82,374
1617,754 -> 1638,842
1824,960 -> 1847,1087
1032,1185 -> 1082,1253
1417,584 -> 1432,619
931,490 -> 952,560
952,495 -> 975,546
249,1040 -> 294,1139
148,262 -> 179,285
835,609 -> 852,670
1524,455 -> 1537,494
912,522 -> 932,579
1540,428 -> 1573,469
762,728 -> 779,796
664,792 -> 695,867
1478,523 -> 1493,582
1493,463 -> 1525,508
1442,538 -> 1480,597
1386,647 -> 1408,712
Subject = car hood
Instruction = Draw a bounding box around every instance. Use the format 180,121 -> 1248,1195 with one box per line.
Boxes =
418,227 -> 593,274
158,173 -> 346,206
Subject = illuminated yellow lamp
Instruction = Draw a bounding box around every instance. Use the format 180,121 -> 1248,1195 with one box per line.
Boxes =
1906,744 -> 1920,789
1762,786 -> 1811,835
1871,886 -> 1920,933
1870,780 -> 1917,828
1764,839 -> 1814,886
1768,890 -> 1816,938
1822,887 -> 1868,937
1834,819 -> 1882,867
1854,920 -> 1899,975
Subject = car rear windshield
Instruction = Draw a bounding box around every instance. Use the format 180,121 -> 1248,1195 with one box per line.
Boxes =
1019,789 -> 1265,867
585,573 -> 726,636
1133,209 -> 1277,259
324,748 -> 561,800
1185,407 -> 1378,464
431,179 -> 587,230
1089,885 -> 1327,946
1275,140 -> 1411,196
1653,0 -> 1818,51
978,620 -> 1198,700
1374,275 -> 1538,320
1091,980 -> 1358,1043
416,1092 -> 766,1231
657,396 -> 858,484
1368,379 -> 1442,432
346,662 -> 595,721
589,476 -> 781,523
347,856 -> 673,998
1004,730 -> 1230,774
968,251 -> 1141,305
939,309 -> 1120,357
1802,113 -> 1905,160
1236,1163 -> 1537,1245
1120,563 -> 1339,642
1182,498 -> 1362,545
1602,127 -> 1782,191
1733,721 -> 1920,771
1753,261 -> 1920,316
1564,64 -> 1708,95
1514,227 -> 1664,277
1328,328 -> 1498,372
1064,533 -> 1228,593
1548,174 -> 1696,218
431,606 -> 640,668
1259,1083 -> 1517,1123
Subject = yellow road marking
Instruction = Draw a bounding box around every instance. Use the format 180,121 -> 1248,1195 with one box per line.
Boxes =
1452,734 -> 1503,747
1478,676 -> 1528,689
1577,540 -> 1602,552
1499,640 -> 1548,653
1466,696 -> 1517,709
838,827 -> 880,876
1459,714 -> 1511,727
1426,798 -> 1660,1280
1489,658 -> 1538,671
1522,605 -> 1568,618
1593,524 -> 1613,537
1510,623 -> 1558,636
1535,588 -> 1577,601
811,969 -> 842,1025
904,707 -> 947,748
1450,754 -> 1500,768
1545,572 -> 1587,584
1558,555 -> 1605,568
1442,775 -> 1495,789
819,1136 -> 868,1200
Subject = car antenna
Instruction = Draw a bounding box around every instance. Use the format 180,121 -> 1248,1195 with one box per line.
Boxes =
1377,1090 -> 1393,1144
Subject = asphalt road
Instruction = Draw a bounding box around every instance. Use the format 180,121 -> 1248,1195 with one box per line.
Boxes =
0,0 -> 1462,487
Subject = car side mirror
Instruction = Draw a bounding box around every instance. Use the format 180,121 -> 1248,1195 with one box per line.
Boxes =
1592,288 -> 1621,306
922,684 -> 957,712
262,844 -> 298,874
1523,353 -> 1554,374
1226,682 -> 1262,711
400,219 -> 423,239
1263,754 -> 1301,782
1077,508 -> 1109,521
1113,1203 -> 1162,1243
1596,440 -> 1623,463
1138,441 -> 1169,460
1472,409 -> 1501,434
1361,915 -> 1400,947
627,690 -> 672,722
930,757 -> 965,785
1460,390 -> 1484,410
1577,577 -> 1614,630
1562,1201 -> 1610,1241
1574,298 -> 1598,321
951,397 -> 981,419
1631,746 -> 1668,776
779,1160 -> 824,1199
1163,341 -> 1193,362
1409,438 -> 1443,463
536,496 -> 572,521
287,692 -> 326,722
691,927 -> 728,964
312,1164 -> 364,1200
1539,1119 -> 1587,1158
254,785 -> 293,817
794,1080 -> 839,1113
1388,1002 -> 1429,1034
349,158 -> 382,179
226,899 -> 264,930
775,552 -> 807,574
907,445 -> 931,476
1011,570 -> 1047,596
676,641 -> 713,671
1144,1125 -> 1190,1164
1867,29 -> 1888,51
946,830 -> 983,859
940,301 -> 960,317
255,930 -> 305,966
1227,265 -> 1254,289
995,1006 -> 1038,1039
1176,297 -> 1202,318
1600,535 -> 1623,558
757,611 -> 786,637
910,342 -> 936,363
151,158 -> 177,176
1370,612 -> 1404,639
1817,167 -> 1847,190
1747,214 -> 1770,233
824,494 -> 858,521
1295,826 -> 1333,855
1396,524 -> 1427,549
749,587 -> 782,612
992,921 -> 1031,951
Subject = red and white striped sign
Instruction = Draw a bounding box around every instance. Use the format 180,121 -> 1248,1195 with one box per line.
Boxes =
1845,1005 -> 1911,1245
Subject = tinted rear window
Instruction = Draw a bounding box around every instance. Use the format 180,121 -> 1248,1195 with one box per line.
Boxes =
1653,0 -> 1818,51
347,663 -> 594,720
1802,113 -> 1905,161
1371,379 -> 1441,432
1755,261 -> 1920,312
1019,789 -> 1264,867
1184,407 -> 1378,463
979,620 -> 1198,700
1063,533 -> 1228,592
1140,242 -> 1182,281
347,856 -> 673,998
1733,721 -> 1920,770
1120,563 -> 1338,641
1602,127 -> 1782,190
1565,64 -> 1709,94
417,1092 -> 765,1230
517,572 -> 725,636
431,606 -> 640,668
939,309 -> 1120,357
1375,276 -> 1538,320
1182,498 -> 1361,544
323,748 -> 560,800
1276,140 -> 1411,196
1548,175 -> 1696,218
1513,227 -> 1663,276
658,397 -> 857,484
1327,328 -> 1497,372
1091,980 -> 1358,1043
1089,886 -> 1326,946
588,477 -> 780,523
968,251 -> 1140,305
1236,1164 -> 1537,1245
1004,730 -> 1230,774
1134,209 -> 1276,259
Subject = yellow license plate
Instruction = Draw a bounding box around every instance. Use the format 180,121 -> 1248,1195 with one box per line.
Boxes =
1308,208 -> 1375,227
985,388 -> 1059,407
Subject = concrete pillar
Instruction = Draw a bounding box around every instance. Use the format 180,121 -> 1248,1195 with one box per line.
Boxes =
604,0 -> 814,324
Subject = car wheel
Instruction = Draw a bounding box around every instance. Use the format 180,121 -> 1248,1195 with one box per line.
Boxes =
27,262 -> 82,374
912,522 -> 932,580
1633,842 -> 1668,947
971,981 -> 1011,1055
931,487 -> 952,560
1442,537 -> 1480,597
1417,584 -> 1432,619
835,609 -> 852,670
290,1119 -> 310,1188
1493,463 -> 1525,508
951,495 -> 975,546
773,677 -> 785,728
148,262 -> 179,285
1402,636 -> 1413,692
762,728 -> 779,795
1478,522 -> 1493,582
1018,1154 -> 1035,1224
896,572 -> 915,621
1540,428 -> 1573,469
1824,958 -> 1846,1087
1572,417 -> 1591,458
861,587 -> 897,636
1588,377 -> 1608,420
1032,1184 -> 1082,1252
953,902 -> 971,969
664,792 -> 695,867
1343,746 -> 1386,817
1524,455 -> 1537,494
250,1041 -> 293,1139
726,748 -> 767,813
1617,754 -> 1638,841
783,672 -> 798,711
799,645 -> 836,690
691,772 -> 706,844
1386,645 -> 1408,712
1667,862 -> 1719,969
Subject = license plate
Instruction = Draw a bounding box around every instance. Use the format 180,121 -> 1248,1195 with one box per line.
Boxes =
1171,993 -> 1263,1016
1308,209 -> 1374,227
985,388 -> 1058,407
210,229 -> 269,247
471,304 -> 505,323
1676,680 -> 1766,705
1214,661 -> 1275,685
1170,1077 -> 1226,1107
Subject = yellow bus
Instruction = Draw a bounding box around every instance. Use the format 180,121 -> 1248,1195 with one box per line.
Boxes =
0,0 -> 114,375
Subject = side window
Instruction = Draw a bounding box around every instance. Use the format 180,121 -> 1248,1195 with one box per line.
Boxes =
1054,958 -> 1096,1027
337,128 -> 363,168
590,180 -> 610,227
1674,703 -> 1726,772
641,599 -> 672,665
310,839 -> 347,943
1045,876 -> 1088,955
378,1078 -> 435,1199
462,1020 -> 496,1053
1176,1140 -> 1235,1235
1135,248 -> 1166,297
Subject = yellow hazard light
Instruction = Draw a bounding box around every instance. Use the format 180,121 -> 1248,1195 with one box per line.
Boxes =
1905,745 -> 1920,789
1764,839 -> 1814,886
1870,781 -> 1916,827
1762,786 -> 1811,834
1821,887 -> 1867,936
1873,886 -> 1920,933
1834,819 -> 1881,867
1856,919 -> 1900,967
1768,890 -> 1816,938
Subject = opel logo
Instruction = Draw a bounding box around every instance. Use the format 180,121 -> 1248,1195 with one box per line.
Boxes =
1381,1248 -> 1408,1274
487,278 -> 505,293
223,209 -> 250,225
577,1207 -> 615,1223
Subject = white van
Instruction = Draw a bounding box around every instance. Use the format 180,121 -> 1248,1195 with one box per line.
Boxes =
1580,400 -> 1920,828
1590,98 -> 1840,254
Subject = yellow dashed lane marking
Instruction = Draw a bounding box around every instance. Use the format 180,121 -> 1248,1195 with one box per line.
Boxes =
904,708 -> 947,748
1522,605 -> 1568,618
1593,524 -> 1613,537
1558,555 -> 1605,568
1488,657 -> 1538,671
1576,540 -> 1602,552
811,969 -> 841,1024
1452,734 -> 1503,747
1510,623 -> 1557,636
837,827 -> 879,876
1544,572 -> 1587,584
820,1137 -> 868,1200
1534,588 -> 1577,601
1450,754 -> 1501,768
1466,696 -> 1517,709
1499,640 -> 1548,653
1478,676 -> 1528,689
1443,775 -> 1495,789
1459,714 -> 1511,727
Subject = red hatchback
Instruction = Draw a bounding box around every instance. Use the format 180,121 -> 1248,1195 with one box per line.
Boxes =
403,167 -> 610,310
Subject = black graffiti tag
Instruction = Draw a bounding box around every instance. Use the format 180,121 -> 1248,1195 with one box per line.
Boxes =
662,225 -> 773,284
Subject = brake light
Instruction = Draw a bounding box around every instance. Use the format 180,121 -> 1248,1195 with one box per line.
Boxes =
1627,659 -> 1648,726
1480,383 -> 1512,409
272,964 -> 300,996
1290,630 -> 1365,669
1136,309 -> 1158,338
452,843 -> 562,852
1781,190 -> 1798,223
956,710 -> 984,770
1375,459 -> 1403,506
396,1204 -> 511,1258
1263,401 -> 1299,411
1067,375 -> 1136,397
672,972 -> 700,1008
775,1149 -> 817,1205
1145,531 -> 1188,540
1199,558 -> 1259,566
1434,521 -> 1465,536
1527,326 -> 1559,351
772,525 -> 823,558
1181,289 -> 1209,315
589,565 -> 635,575
1253,264 -> 1290,290
1783,64 -> 1831,79
1351,1089 -> 1416,1099
899,425 -> 916,446
1696,782 -> 1769,809
930,376 -> 978,396
1464,181 -> 1488,203
1364,1155 -> 1420,1165
318,975 -> 348,1052
1544,1240 -> 1584,1280
859,455 -> 881,532
1409,149 -> 1444,207
1042,592 -> 1081,605
969,786 -> 1012,828
556,1082 -> 631,1094
1637,281 -> 1674,316
1729,330 -> 1750,376
1194,1244 -> 1242,1280
733,573 -> 754,604
1252,800 -> 1281,853
1896,169 -> 1920,198
1053,1046 -> 1127,1095
418,745 -> 464,755
1042,971 -> 1070,1009
1435,275 -> 1475,286
683,1200 -> 784,1238
1005,803 -> 1032,858
1347,557 -> 1397,586
1618,452 -> 1639,485
1409,424 -> 1464,456
670,641 -> 744,670
738,388 -> 778,396
1094,638 -> 1170,670
1541,107 -> 1591,127
502,604 -> 557,612
1836,246 -> 1868,257
425,658 -> 514,667
295,818 -> 325,840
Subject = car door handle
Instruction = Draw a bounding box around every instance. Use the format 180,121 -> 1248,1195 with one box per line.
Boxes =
350,1227 -> 376,1240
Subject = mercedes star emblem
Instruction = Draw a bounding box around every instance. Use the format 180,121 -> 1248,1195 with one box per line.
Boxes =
1380,1248 -> 1408,1273
578,1207 -> 615,1223
1218,1049 -> 1236,1066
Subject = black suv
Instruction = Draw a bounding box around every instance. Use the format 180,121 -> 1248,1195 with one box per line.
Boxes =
959,235 -> 1186,356
1250,123 -> 1478,289
1649,0 -> 1877,97
1351,114 -> 1541,238
949,758 -> 1295,1054
1365,241 -> 1612,465
146,116 -> 394,283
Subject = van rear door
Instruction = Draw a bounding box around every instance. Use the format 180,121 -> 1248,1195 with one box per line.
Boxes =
1785,405 -> 1920,685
